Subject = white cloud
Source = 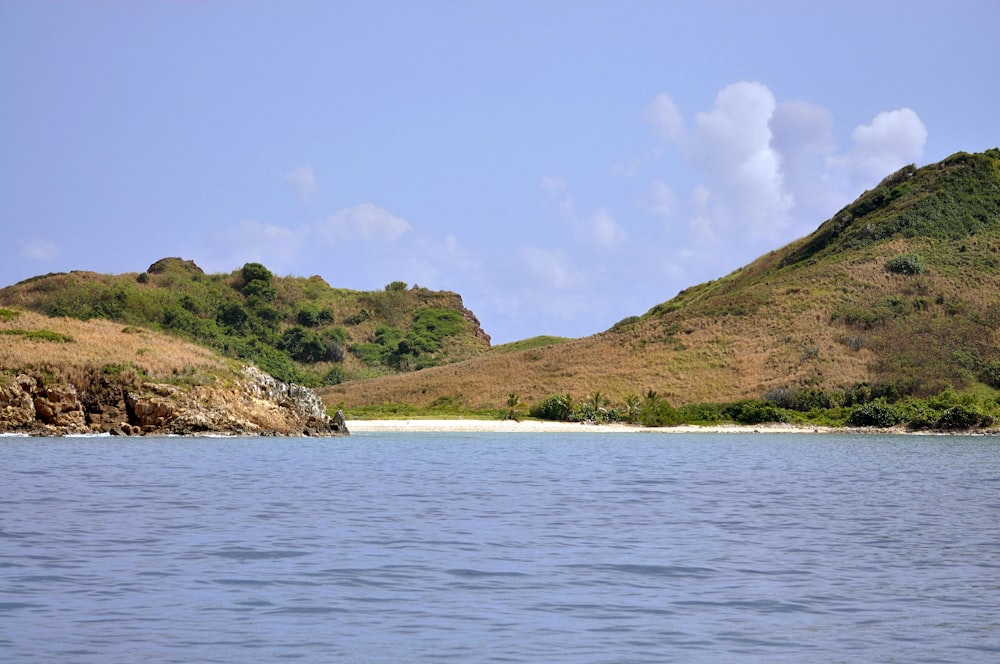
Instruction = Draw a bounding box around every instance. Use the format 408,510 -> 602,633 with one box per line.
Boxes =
645,83 -> 928,260
286,165 -> 319,200
317,203 -> 412,243
19,238 -> 60,262
848,108 -> 927,183
685,81 -> 792,241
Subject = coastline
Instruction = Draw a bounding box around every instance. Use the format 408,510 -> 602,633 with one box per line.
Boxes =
345,419 -> 845,434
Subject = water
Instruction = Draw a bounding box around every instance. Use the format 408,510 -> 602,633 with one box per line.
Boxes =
2,432 -> 999,663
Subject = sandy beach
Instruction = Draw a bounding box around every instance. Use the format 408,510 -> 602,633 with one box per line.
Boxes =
345,419 -> 841,434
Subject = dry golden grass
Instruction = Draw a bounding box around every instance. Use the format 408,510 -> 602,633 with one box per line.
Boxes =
0,308 -> 235,383
323,236 -> 997,411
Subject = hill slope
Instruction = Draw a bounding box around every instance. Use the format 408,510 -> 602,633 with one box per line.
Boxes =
0,260 -> 491,388
0,308 -> 346,435
325,149 -> 1000,411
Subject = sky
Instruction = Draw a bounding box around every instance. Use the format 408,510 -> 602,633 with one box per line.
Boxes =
2,1 -> 997,344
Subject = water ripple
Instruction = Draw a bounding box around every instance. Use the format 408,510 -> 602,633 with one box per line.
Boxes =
2,432 -> 999,662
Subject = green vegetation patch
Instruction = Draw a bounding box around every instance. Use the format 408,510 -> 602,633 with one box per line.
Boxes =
885,253 -> 926,275
0,308 -> 20,321
0,328 -> 73,343
494,336 -> 572,353
0,261 -> 489,388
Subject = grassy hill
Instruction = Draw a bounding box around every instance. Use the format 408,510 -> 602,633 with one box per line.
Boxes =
325,149 -> 1000,421
0,260 -> 490,388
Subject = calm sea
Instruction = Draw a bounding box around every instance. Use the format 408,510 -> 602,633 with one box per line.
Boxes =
2,432 -> 999,663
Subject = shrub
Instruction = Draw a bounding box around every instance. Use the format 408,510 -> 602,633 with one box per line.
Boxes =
979,360 -> 1000,389
295,306 -> 334,327
764,387 -> 838,411
936,405 -> 994,430
240,263 -> 276,301
722,400 -> 787,425
847,398 -> 903,427
886,254 -> 926,275
677,402 -> 725,423
639,391 -> 680,427
322,366 -> 346,386
530,394 -> 574,421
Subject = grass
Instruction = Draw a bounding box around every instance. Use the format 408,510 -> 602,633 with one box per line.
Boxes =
0,261 -> 490,388
1,309 -> 236,388
325,149 -> 1000,412
0,329 -> 73,343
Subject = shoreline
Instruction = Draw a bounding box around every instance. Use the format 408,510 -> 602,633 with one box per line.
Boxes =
346,419 -> 845,434
345,419 -> 999,435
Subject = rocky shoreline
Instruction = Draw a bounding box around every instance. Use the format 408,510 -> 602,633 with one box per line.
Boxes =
0,365 -> 348,437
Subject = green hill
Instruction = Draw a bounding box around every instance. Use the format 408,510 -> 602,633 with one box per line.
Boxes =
326,148 -> 1000,424
0,259 -> 491,387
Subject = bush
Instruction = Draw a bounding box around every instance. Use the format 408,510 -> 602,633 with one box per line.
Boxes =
847,398 -> 903,427
886,254 -> 926,275
765,387 -> 838,411
677,402 -> 725,423
296,306 -> 333,327
530,394 -> 574,421
936,405 -> 994,429
722,400 -> 787,425
979,360 -> 1000,389
322,366 -> 346,386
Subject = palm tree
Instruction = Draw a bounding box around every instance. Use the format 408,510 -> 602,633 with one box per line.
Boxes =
624,394 -> 642,423
504,393 -> 525,422
587,390 -> 611,423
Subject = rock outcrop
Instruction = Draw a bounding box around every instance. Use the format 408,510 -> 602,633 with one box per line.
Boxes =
0,366 -> 348,437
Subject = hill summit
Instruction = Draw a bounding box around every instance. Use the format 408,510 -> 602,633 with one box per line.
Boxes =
0,261 -> 491,388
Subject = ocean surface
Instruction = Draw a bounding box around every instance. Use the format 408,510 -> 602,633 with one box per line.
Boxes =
2,431 -> 999,663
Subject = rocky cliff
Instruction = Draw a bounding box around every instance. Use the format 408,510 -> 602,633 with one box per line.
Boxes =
0,365 -> 348,437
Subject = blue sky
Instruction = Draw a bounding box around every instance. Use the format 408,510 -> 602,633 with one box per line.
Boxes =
2,1 -> 997,344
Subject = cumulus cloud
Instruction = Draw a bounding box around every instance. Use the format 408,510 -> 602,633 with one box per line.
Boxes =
317,203 -> 412,243
644,82 -> 928,258
286,165 -> 319,200
847,108 -> 927,183
19,238 -> 60,262
686,82 -> 793,240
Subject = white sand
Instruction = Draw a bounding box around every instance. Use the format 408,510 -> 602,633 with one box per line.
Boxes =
345,419 -> 841,434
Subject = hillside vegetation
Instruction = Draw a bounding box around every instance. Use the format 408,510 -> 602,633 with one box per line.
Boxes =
0,261 -> 490,387
326,149 -> 1000,424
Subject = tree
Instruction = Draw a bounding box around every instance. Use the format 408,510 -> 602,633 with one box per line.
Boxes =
624,394 -> 642,423
504,393 -> 526,422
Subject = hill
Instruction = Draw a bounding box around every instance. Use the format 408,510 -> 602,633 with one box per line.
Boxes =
0,260 -> 490,388
324,149 -> 1000,414
0,308 -> 346,435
